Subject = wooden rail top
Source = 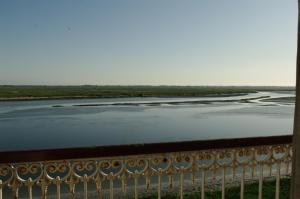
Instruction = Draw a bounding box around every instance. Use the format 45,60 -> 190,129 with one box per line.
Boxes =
0,135 -> 293,164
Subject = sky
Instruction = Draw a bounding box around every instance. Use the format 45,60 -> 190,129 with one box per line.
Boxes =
0,0 -> 298,86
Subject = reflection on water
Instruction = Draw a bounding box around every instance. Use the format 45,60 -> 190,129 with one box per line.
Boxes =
0,92 -> 295,151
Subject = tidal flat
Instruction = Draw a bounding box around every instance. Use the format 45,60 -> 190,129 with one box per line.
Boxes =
0,91 -> 295,151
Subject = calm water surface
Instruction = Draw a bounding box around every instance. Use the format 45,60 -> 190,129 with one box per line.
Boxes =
0,92 -> 295,151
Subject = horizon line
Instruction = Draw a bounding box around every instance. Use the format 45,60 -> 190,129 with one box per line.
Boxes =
0,84 -> 296,87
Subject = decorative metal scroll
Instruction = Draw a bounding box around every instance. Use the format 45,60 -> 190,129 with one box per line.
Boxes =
0,144 -> 292,199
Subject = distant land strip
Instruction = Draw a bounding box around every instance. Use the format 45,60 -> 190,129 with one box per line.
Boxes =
0,85 -> 295,101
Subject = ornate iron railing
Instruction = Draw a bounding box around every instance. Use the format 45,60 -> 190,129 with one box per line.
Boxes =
0,135 -> 292,199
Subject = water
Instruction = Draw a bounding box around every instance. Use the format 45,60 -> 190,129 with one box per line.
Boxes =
0,91 -> 295,151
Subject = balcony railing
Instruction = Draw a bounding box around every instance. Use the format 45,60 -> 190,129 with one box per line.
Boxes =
0,135 -> 292,199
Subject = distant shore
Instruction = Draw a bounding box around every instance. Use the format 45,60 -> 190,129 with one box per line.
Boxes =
0,85 -> 295,102
0,93 -> 250,102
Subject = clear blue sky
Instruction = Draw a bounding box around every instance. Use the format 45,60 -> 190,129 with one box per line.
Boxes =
0,0 -> 297,86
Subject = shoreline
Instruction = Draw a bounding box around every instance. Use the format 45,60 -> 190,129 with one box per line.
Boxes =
1,85 -> 295,102
0,93 -> 250,102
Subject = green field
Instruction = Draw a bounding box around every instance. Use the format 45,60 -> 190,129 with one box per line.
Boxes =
0,85 -> 295,100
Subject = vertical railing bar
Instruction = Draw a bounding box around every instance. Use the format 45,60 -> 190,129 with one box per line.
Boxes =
13,188 -> 19,199
240,165 -> 245,199
95,176 -> 102,199
157,173 -> 161,199
201,169 -> 205,199
56,181 -> 60,199
28,185 -> 33,199
0,180 -> 3,199
121,174 -> 127,197
68,182 -> 75,199
191,171 -> 195,190
12,179 -> 19,199
258,162 -> 264,199
191,155 -> 196,190
41,179 -> 48,199
168,175 -> 173,191
221,167 -> 225,199
180,169 -> 184,199
250,161 -> 255,179
269,163 -> 272,177
28,178 -> 33,199
11,167 -> 19,199
56,176 -> 61,199
275,162 -> 281,199
124,177 -> 127,197
286,160 -> 290,176
109,174 -> 114,199
134,173 -> 138,199
83,175 -> 88,199
145,173 -> 150,192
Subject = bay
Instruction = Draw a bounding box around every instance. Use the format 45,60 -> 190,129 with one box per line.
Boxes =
0,91 -> 294,151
